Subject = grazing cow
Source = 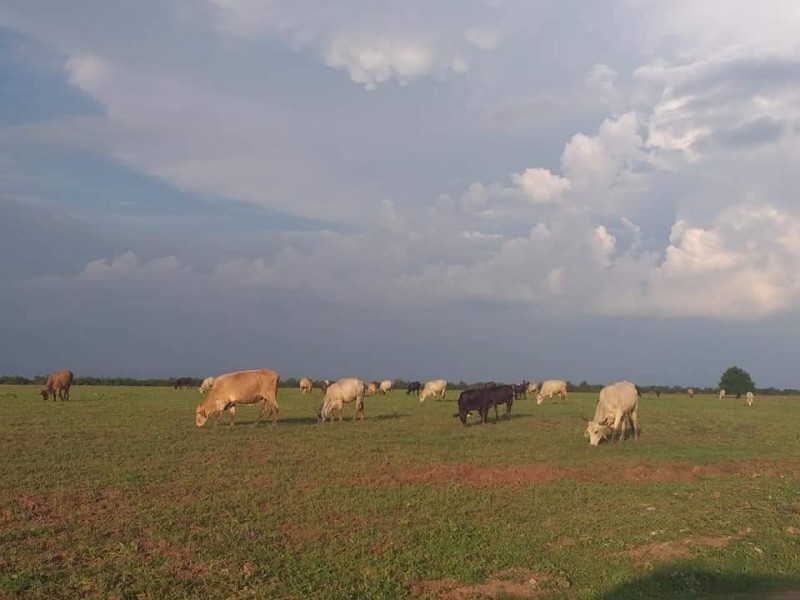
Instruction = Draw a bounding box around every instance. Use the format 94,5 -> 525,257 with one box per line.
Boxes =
318,377 -> 365,422
718,389 -> 726,400
320,380 -> 332,394
379,380 -> 393,395
174,377 -> 193,390
299,377 -> 313,394
40,370 -> 74,401
746,391 -> 754,406
526,382 -> 538,394
406,381 -> 421,395
453,389 -> 490,425
199,377 -> 215,393
512,381 -> 529,400
585,381 -> 640,446
536,380 -> 568,405
195,369 -> 280,427
687,388 -> 694,399
366,381 -> 380,396
419,379 -> 448,402
485,384 -> 514,422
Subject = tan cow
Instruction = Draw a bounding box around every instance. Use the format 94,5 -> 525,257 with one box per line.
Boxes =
366,381 -> 380,396
195,369 -> 279,427
419,379 -> 447,402
199,377 -> 215,393
318,377 -> 365,422
687,388 -> 695,399
536,380 -> 567,405
585,381 -> 640,446
299,377 -> 313,394
746,391 -> 754,406
379,380 -> 393,395
40,370 -> 74,401
718,389 -> 726,400
526,381 -> 538,394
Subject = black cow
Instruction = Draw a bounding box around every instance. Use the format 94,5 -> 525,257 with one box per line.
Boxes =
174,377 -> 193,390
406,381 -> 421,395
512,381 -> 528,400
453,388 -> 490,426
485,384 -> 514,421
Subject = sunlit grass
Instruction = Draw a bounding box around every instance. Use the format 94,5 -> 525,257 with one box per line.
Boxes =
2,385 -> 800,598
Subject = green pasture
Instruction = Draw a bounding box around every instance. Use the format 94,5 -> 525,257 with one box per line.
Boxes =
1,385 -> 799,599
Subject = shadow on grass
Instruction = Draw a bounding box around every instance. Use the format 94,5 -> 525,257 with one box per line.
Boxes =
597,564 -> 800,599
218,413 -> 411,427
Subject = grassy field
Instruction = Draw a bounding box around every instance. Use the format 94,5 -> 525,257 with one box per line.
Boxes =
1,385 -> 800,599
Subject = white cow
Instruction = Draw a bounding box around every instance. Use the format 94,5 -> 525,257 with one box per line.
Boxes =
318,377 -> 366,422
536,380 -> 568,405
585,380 -> 640,446
299,377 -> 313,394
379,380 -> 393,395
526,381 -> 538,394
746,391 -> 754,406
199,376 -> 215,393
419,379 -> 447,402
718,389 -> 726,400
195,369 -> 279,427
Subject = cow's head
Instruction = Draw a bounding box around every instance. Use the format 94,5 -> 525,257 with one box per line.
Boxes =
40,387 -> 49,400
585,421 -> 611,446
536,393 -> 544,405
195,405 -> 208,427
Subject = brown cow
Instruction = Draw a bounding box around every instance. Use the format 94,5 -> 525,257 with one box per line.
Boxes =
41,370 -> 74,401
195,369 -> 280,427
299,377 -> 313,394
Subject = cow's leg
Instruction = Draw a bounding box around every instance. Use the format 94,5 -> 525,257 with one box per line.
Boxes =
228,405 -> 237,427
630,407 -> 640,440
611,414 -> 623,443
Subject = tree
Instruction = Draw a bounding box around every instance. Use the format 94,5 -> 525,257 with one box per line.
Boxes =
719,366 -> 755,397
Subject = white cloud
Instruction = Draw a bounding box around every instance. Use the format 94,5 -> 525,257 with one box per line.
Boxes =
464,27 -> 503,50
324,36 -> 441,89
512,167 -> 571,204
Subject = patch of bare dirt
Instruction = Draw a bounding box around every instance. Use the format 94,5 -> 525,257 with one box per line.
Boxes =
625,528 -> 752,565
409,568 -> 570,599
354,460 -> 800,487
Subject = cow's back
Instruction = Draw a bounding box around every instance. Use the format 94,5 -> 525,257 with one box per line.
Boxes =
595,381 -> 638,420
211,369 -> 279,403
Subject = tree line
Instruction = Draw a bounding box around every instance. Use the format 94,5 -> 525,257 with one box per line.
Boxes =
1,366 -> 789,395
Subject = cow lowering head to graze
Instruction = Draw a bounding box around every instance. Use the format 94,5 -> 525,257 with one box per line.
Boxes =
299,377 -> 313,394
406,381 -> 421,395
318,377 -> 365,422
687,388 -> 694,399
485,384 -> 514,422
419,379 -> 447,402
320,380 -> 332,394
366,381 -> 380,396
199,377 -> 215,393
453,389 -> 490,426
746,391 -> 754,406
40,370 -> 74,401
379,380 -> 393,395
585,381 -> 640,446
174,377 -> 193,390
719,389 -> 726,400
195,369 -> 279,427
536,380 -> 568,405
526,381 -> 538,394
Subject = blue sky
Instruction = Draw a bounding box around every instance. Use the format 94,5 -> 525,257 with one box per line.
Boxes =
2,1 -> 800,387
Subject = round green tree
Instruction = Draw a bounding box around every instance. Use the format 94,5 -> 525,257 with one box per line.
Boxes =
719,366 -> 755,397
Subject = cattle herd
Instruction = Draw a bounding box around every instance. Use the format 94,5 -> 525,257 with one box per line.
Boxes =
37,368 -> 757,446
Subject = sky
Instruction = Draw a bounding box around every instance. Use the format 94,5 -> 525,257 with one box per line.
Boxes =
2,1 -> 800,387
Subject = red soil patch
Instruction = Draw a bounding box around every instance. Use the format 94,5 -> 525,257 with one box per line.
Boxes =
354,460 -> 800,487
625,528 -> 752,565
409,568 -> 569,599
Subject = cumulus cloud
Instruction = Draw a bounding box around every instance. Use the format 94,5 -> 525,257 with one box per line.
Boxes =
511,167 -> 570,204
